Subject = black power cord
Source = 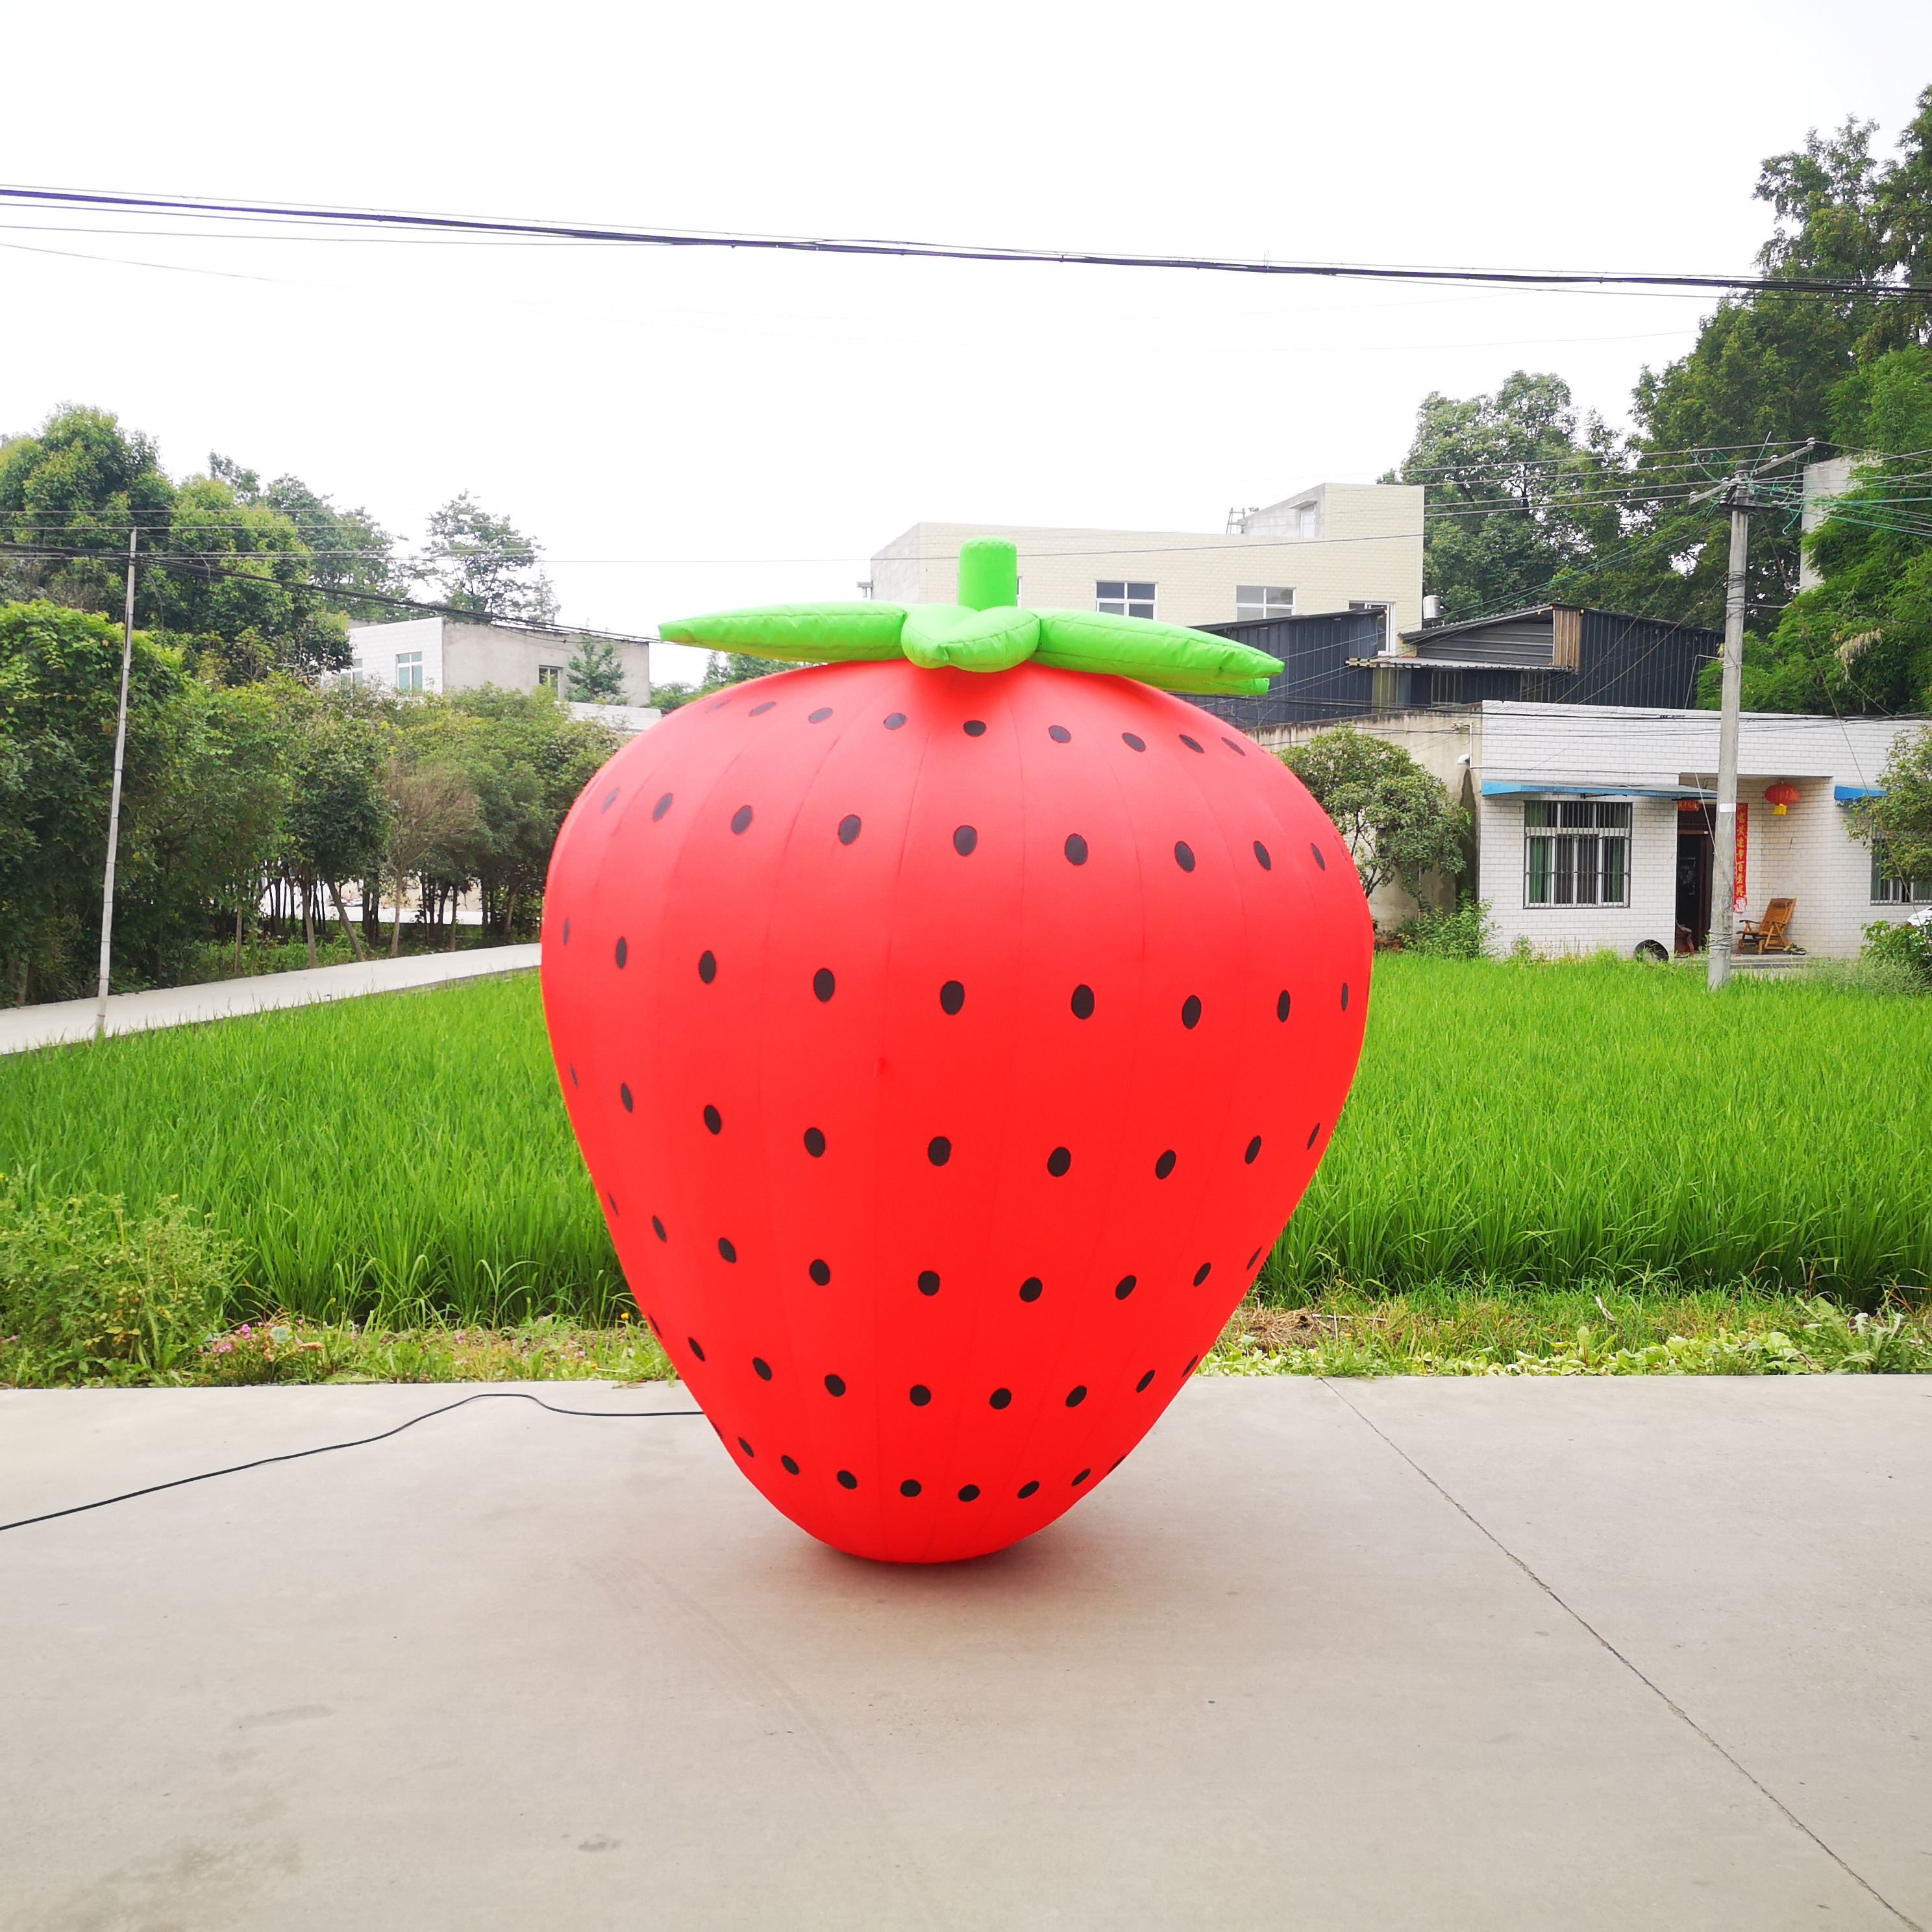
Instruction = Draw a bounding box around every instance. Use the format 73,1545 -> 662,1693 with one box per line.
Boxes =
0,1388 -> 702,1536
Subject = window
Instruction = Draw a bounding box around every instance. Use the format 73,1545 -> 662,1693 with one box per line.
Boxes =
1096,580 -> 1156,619
1235,586 -> 1294,620
538,663 -> 564,688
395,651 -> 423,691
1293,502 -> 1317,538
1872,845 -> 1932,903
1524,800 -> 1631,907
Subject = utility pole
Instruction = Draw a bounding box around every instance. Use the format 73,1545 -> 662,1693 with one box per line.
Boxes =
1689,441 -> 1816,991
95,529 -> 138,1041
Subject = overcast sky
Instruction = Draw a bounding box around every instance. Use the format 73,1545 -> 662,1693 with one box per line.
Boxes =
3,0 -> 1929,683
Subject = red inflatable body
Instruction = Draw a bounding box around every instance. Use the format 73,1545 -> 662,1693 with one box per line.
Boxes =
541,659 -> 1370,1562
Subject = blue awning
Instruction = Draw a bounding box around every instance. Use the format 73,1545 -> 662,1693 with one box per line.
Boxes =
1835,784 -> 1885,803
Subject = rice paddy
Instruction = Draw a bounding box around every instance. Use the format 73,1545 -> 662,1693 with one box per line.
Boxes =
0,954 -> 1926,1330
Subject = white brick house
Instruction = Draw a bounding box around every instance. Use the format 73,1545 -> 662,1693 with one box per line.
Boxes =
1254,703 -> 1929,960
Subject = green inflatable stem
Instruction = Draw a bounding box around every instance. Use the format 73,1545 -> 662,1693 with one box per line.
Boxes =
660,540 -> 1281,696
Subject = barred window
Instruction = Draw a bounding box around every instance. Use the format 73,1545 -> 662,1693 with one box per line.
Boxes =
1871,844 -> 1932,903
1524,800 -> 1631,907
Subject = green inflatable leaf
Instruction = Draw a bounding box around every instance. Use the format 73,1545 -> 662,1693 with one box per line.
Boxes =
660,541 -> 1282,695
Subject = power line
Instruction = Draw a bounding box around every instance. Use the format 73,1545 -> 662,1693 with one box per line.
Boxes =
2,182 -> 1929,301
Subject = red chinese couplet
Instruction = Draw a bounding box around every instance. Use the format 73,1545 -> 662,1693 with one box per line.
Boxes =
1734,802 -> 1749,909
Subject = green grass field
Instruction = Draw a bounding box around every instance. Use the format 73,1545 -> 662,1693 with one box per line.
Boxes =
1,956 -> 1926,1329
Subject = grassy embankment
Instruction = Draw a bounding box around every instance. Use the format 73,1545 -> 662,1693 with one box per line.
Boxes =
2,956 -> 1927,1383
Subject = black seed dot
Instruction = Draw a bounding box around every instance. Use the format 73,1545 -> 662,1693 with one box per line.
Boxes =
620,1084 -> 634,1112
1276,989 -> 1291,1021
963,719 -> 987,737
1185,1355 -> 1200,1376
688,1337 -> 706,1362
809,1258 -> 831,1286
837,1469 -> 858,1489
928,1136 -> 952,1167
652,1216 -> 667,1243
1122,732 -> 1146,752
752,1357 -> 772,1381
1136,1369 -> 1156,1393
719,1237 -> 738,1262
562,918 -> 571,945
825,1374 -> 847,1397
1174,841 -> 1196,873
782,1455 -> 800,1475
1018,1480 -> 1040,1498
804,1126 -> 826,1157
1048,724 -> 1071,743
953,824 -> 978,856
1154,1149 -> 1176,1179
809,706 -> 833,723
958,1484 -> 980,1502
900,1478 -> 922,1496
698,949 -> 717,982
1181,994 -> 1202,1029
615,936 -> 628,968
1245,1136 -> 1262,1165
1222,737 -> 1247,756
569,1064 -> 578,1088
1064,833 -> 1089,865
650,791 -> 671,819
1046,1146 -> 1071,1177
989,1388 -> 1012,1410
1341,982 -> 1350,1011
706,697 -> 728,711
1311,842 -> 1326,871
1072,1468 -> 1091,1486
700,1104 -> 721,1135
1194,1262 -> 1212,1285
1307,1121 -> 1322,1149
1019,1277 -> 1043,1303
1247,1246 -> 1263,1267
750,700 -> 776,715
909,1385 -> 931,1407
917,1270 -> 941,1296
837,813 -> 861,845
606,1191 -> 618,1215
813,967 -> 836,1002
1071,984 -> 1095,1020
939,980 -> 965,1015
1066,1385 -> 1087,1407
730,805 -> 753,834
607,790 -> 623,813
884,712 -> 906,729
1254,841 -> 1272,871
1115,1276 -> 1136,1300
1180,734 -> 1204,753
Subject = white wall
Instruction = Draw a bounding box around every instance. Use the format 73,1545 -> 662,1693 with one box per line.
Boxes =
871,482 -> 1424,634
348,614 -> 444,692
346,618 -> 652,704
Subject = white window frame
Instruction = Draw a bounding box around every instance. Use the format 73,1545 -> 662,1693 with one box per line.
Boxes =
395,650 -> 424,692
1235,586 -> 1294,621
1871,843 -> 1932,903
1524,798 -> 1633,908
1096,580 -> 1156,619
538,663 -> 564,689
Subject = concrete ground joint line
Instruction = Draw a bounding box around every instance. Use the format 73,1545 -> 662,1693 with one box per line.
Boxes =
1317,1378 -> 1926,1932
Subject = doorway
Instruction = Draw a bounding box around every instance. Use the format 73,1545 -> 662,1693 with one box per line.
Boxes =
1676,805 -> 1713,953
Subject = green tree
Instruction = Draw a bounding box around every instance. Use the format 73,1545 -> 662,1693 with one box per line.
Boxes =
281,691 -> 390,964
211,454 -> 404,616
1850,726 -> 1932,887
417,493 -> 558,622
1278,728 -> 1468,900
564,634 -> 626,703
1386,372 -> 1626,621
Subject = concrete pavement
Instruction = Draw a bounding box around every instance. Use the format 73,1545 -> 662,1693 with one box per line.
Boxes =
0,945 -> 540,1056
1,1376 -> 1926,1930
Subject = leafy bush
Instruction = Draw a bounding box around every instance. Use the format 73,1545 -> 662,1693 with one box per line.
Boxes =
1861,911 -> 1932,992
1396,898 -> 1495,960
0,1187 -> 237,1382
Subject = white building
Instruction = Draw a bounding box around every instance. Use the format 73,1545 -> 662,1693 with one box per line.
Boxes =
1257,702 -> 1929,960
346,615 -> 658,732
870,482 -> 1424,639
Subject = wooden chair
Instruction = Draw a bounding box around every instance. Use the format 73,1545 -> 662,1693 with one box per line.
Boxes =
1737,897 -> 1797,954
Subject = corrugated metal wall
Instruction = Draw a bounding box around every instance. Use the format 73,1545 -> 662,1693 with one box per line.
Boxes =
1568,611 -> 1715,709
1192,610 -> 1388,727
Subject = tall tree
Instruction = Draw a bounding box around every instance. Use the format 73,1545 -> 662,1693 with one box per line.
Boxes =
564,633 -> 627,704
211,454 -> 404,616
416,493 -> 558,623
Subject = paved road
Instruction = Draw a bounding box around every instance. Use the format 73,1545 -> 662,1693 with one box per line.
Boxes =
3,1376 -> 1926,1929
0,945 -> 541,1056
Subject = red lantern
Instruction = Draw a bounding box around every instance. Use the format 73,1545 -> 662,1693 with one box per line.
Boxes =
1764,782 -> 1800,816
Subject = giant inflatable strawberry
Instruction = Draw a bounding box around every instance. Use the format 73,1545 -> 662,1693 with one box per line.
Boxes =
541,539 -> 1370,1563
